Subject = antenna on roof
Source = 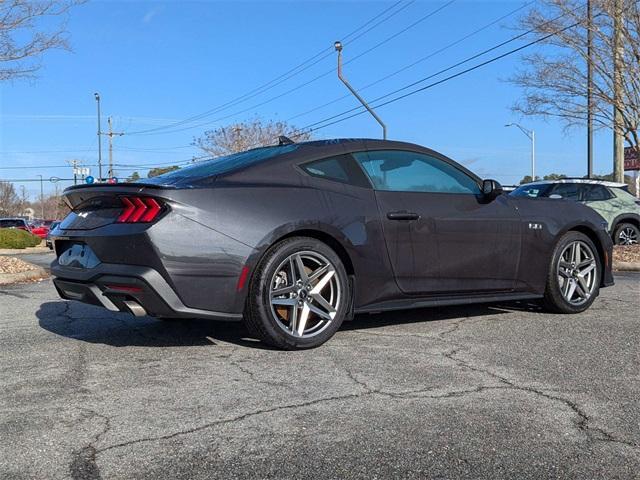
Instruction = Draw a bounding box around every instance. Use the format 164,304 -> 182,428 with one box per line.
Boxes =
278,135 -> 295,146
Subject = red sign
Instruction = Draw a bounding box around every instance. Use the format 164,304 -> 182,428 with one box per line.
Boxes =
625,147 -> 640,171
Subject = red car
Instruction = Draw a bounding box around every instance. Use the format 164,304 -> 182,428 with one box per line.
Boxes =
30,220 -> 59,239
30,225 -> 50,239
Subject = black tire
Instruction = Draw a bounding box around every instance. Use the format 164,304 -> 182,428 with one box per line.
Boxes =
543,231 -> 601,314
613,222 -> 639,245
243,237 -> 350,350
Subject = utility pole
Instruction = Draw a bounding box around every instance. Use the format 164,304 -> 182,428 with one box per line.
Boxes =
95,92 -> 103,181
36,174 -> 44,219
587,0 -> 594,178
104,117 -> 125,179
68,159 -> 79,185
612,0 -> 625,183
334,41 -> 387,139
20,185 -> 27,215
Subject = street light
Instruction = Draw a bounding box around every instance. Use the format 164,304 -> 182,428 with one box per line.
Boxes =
334,40 -> 387,139
95,92 -> 103,181
505,123 -> 535,180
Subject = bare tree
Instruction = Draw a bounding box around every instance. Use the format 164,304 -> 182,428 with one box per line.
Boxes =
0,181 -> 21,216
510,1 -> 639,158
30,192 -> 68,219
0,0 -> 84,81
193,118 -> 313,157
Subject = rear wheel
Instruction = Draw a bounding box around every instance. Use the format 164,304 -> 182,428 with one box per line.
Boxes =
614,222 -> 639,245
543,231 -> 601,313
244,237 -> 349,350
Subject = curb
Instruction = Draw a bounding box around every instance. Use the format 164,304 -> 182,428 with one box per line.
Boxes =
0,246 -> 50,255
0,267 -> 48,285
613,261 -> 640,272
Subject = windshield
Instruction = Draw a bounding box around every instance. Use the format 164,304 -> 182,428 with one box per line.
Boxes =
510,184 -> 550,198
141,144 -> 299,186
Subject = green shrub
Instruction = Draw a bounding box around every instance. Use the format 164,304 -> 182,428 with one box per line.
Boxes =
0,229 -> 43,249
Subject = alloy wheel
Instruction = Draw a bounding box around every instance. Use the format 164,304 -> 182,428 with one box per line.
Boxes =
269,251 -> 342,338
618,227 -> 638,245
557,240 -> 598,306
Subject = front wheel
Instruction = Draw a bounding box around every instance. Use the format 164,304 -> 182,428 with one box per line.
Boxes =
243,237 -> 350,350
543,231 -> 601,314
614,222 -> 639,245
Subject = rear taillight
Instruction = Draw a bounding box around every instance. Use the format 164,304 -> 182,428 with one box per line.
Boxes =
117,196 -> 163,223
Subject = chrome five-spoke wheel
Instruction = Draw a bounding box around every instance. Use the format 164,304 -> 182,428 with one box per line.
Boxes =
269,251 -> 341,338
557,240 -> 597,306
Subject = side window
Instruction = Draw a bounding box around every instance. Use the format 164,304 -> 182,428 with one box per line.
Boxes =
583,184 -> 612,201
549,183 -> 579,200
300,154 -> 370,188
352,150 -> 481,195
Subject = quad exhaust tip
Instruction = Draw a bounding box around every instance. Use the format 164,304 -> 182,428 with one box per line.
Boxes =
123,300 -> 147,317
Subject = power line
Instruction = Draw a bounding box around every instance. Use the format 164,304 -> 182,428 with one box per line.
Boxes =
127,0 -> 455,137
124,1 -> 412,136
294,20 -> 582,137
0,155 -> 208,171
286,0 -> 535,123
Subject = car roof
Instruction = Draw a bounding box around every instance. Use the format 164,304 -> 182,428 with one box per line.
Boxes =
521,178 -> 627,188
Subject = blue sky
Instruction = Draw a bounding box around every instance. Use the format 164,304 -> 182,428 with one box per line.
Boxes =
0,0 -> 616,198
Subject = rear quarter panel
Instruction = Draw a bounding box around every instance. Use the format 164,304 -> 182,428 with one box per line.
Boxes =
174,156 -> 397,311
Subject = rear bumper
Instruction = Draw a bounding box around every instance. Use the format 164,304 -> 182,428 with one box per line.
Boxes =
52,261 -> 243,321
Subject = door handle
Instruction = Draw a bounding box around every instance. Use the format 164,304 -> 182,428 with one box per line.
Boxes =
387,211 -> 420,221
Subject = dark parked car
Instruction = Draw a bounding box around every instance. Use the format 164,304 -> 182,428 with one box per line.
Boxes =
51,139 -> 614,349
0,218 -> 31,232
46,221 -> 61,249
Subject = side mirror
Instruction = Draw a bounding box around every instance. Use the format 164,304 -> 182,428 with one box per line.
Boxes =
482,179 -> 503,198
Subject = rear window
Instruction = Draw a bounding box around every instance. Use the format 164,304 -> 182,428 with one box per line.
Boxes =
142,144 -> 299,185
300,154 -> 371,188
582,184 -> 613,201
0,219 -> 26,228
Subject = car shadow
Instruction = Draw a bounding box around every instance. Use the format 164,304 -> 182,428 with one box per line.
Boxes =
36,299 -> 543,349
36,301 -> 262,349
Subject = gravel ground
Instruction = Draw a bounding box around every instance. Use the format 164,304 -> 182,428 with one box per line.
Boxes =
1,274 -> 639,479
0,255 -> 39,274
614,244 -> 640,263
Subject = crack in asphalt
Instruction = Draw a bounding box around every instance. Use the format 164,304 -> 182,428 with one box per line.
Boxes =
441,348 -> 639,450
96,392 -> 365,455
69,408 -> 112,480
225,348 -> 291,388
349,317 -> 639,450
56,296 -> 637,470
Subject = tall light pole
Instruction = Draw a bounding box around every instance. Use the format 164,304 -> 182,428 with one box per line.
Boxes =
334,41 -> 387,139
586,0 -> 594,178
36,174 -> 44,219
505,123 -> 536,180
95,92 -> 103,181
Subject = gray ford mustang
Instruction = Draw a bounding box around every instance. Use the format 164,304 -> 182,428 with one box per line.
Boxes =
51,138 -> 614,349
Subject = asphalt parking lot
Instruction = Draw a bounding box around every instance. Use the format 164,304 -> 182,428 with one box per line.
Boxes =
1,268 -> 639,480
